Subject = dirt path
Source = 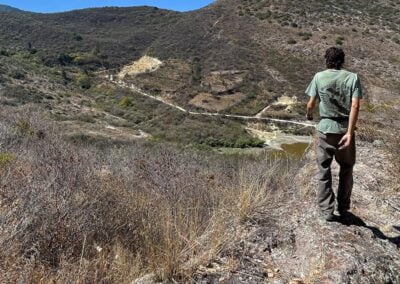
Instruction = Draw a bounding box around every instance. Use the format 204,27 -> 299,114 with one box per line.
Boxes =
109,78 -> 316,129
255,105 -> 271,118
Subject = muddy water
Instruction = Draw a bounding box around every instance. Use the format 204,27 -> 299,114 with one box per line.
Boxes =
281,142 -> 310,157
265,142 -> 310,159
216,141 -> 310,159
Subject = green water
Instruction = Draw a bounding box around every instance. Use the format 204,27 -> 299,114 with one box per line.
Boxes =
281,142 -> 310,157
216,142 -> 310,159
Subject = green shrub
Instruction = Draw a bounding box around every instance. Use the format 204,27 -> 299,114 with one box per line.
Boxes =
287,38 -> 297,44
75,73 -> 91,89
76,114 -> 96,123
73,33 -> 83,41
191,57 -> 202,84
0,153 -> 14,169
364,102 -> 376,113
298,31 -> 312,41
119,96 -> 134,107
336,36 -> 345,45
0,49 -> 10,56
15,120 -> 35,137
9,70 -> 25,80
57,53 -> 73,65
202,136 -> 264,148
72,53 -> 101,66
255,11 -> 271,20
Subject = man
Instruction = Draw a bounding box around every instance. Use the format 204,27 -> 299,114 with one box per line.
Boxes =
305,47 -> 362,222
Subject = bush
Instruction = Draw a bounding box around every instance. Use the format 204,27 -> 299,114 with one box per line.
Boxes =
0,152 -> 14,169
15,119 -> 35,137
71,53 -> 101,66
287,38 -> 297,44
57,53 -> 73,65
255,11 -> 271,20
118,96 -> 134,107
73,33 -> 83,41
9,70 -> 25,80
75,73 -> 91,89
336,36 -> 345,45
0,49 -> 10,56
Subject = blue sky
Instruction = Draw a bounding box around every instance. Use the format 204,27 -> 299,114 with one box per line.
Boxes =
0,0 -> 214,13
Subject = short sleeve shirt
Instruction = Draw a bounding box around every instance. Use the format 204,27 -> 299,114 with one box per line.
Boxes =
305,69 -> 362,134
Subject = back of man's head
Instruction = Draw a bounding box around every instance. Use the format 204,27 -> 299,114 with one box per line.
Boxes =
325,47 -> 345,69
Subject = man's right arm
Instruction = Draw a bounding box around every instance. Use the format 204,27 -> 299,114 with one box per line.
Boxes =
306,96 -> 317,120
305,74 -> 319,120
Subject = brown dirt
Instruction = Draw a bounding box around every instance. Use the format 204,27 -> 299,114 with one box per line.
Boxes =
189,92 -> 246,111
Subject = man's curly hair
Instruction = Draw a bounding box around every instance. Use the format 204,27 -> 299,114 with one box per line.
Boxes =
325,47 -> 345,69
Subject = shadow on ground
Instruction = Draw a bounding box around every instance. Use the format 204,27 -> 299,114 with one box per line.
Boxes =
338,212 -> 400,248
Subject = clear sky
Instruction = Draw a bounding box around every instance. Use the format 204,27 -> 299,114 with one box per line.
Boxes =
0,0 -> 214,13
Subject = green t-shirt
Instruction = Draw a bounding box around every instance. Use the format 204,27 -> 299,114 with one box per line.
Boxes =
305,69 -> 362,134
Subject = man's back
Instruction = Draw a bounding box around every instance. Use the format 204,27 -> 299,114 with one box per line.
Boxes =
306,69 -> 362,134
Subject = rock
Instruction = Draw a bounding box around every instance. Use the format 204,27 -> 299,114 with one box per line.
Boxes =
373,140 -> 384,147
271,280 -> 285,284
131,273 -> 155,284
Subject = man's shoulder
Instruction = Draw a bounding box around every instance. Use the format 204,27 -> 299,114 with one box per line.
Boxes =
340,69 -> 359,77
318,69 -> 359,80
313,71 -> 326,80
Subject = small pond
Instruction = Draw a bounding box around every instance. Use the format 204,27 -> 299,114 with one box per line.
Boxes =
216,141 -> 310,159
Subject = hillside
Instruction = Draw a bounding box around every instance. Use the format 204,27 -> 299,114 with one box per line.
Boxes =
1,1 -> 399,129
0,4 -> 22,12
0,2 -> 400,282
0,0 -> 399,153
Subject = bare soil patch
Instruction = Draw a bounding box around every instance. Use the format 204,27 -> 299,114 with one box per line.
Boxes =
189,92 -> 246,112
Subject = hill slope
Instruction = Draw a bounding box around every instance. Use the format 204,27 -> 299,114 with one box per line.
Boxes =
0,0 -> 399,115
0,4 -> 22,12
0,1 -> 400,283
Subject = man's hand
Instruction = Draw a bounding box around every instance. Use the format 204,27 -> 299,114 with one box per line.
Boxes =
338,133 -> 352,150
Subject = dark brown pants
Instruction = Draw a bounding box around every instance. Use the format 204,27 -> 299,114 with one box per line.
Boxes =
316,132 -> 356,214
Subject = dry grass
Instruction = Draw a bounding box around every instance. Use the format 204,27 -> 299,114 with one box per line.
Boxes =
0,106 -> 297,283
382,110 -> 400,182
357,119 -> 383,143
359,105 -> 400,191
